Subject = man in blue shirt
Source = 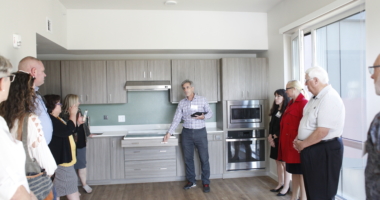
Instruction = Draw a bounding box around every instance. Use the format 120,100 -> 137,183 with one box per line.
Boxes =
164,79 -> 213,193
18,57 -> 53,144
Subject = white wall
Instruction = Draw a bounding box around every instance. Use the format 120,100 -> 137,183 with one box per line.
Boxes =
67,10 -> 267,50
265,0 -> 338,179
0,0 -> 67,67
365,0 -> 380,127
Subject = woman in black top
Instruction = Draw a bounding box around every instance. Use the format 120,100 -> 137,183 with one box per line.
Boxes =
268,89 -> 290,193
60,94 -> 93,194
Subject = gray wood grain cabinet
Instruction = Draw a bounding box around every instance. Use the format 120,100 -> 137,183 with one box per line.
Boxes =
126,60 -> 170,81
176,132 -> 223,179
221,58 -> 267,100
39,61 -> 61,96
61,61 -> 84,101
106,61 -> 127,104
61,61 -> 107,104
171,59 -> 220,103
86,137 -> 111,181
110,137 -> 125,180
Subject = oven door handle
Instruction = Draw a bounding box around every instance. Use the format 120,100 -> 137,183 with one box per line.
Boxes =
226,138 -> 265,142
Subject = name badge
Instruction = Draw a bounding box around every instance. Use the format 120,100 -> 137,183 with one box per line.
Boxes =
191,105 -> 198,110
275,111 -> 282,118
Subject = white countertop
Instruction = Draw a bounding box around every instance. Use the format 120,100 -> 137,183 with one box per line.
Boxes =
89,122 -> 223,138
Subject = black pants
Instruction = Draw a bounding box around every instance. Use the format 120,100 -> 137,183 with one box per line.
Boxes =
300,138 -> 343,200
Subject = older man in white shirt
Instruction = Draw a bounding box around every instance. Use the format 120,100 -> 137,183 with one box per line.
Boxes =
294,66 -> 345,200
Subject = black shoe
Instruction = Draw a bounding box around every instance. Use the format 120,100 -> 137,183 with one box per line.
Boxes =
183,182 -> 196,190
276,188 -> 290,196
269,185 -> 283,192
203,184 -> 210,193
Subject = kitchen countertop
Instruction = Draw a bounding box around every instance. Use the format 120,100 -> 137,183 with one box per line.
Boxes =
90,122 -> 223,138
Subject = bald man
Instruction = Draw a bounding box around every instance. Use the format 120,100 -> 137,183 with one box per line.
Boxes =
18,57 -> 53,144
365,54 -> 380,200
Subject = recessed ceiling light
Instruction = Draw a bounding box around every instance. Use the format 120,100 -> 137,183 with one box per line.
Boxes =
165,0 -> 177,6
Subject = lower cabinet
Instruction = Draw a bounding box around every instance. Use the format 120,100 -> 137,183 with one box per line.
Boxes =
176,133 -> 224,180
124,146 -> 177,178
87,137 -> 124,182
86,137 -> 111,181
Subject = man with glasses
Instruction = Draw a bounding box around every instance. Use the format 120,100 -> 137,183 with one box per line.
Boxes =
293,66 -> 345,200
365,55 -> 380,199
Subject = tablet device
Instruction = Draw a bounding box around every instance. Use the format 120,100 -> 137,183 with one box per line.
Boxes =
191,112 -> 207,117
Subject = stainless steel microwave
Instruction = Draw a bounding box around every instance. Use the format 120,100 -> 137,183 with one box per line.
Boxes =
227,100 -> 265,129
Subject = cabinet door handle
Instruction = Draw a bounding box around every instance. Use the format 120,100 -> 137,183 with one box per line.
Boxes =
86,95 -> 88,102
159,150 -> 167,152
150,71 -> 152,78
144,71 -> 146,78
133,151 -> 140,153
131,142 -> 139,144
109,94 -> 112,102
242,91 -> 244,98
247,91 -> 249,98
80,95 -> 83,103
160,168 -> 167,170
112,141 -> 115,148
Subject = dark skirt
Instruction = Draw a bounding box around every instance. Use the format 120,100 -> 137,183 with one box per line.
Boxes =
286,163 -> 303,174
74,147 -> 86,169
270,138 -> 279,160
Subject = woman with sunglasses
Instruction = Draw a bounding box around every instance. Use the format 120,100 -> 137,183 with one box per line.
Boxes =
0,70 -> 56,200
277,80 -> 308,200
0,56 -> 37,200
45,94 -> 80,200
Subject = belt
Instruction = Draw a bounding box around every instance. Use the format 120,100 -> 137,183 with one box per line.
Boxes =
26,171 -> 47,179
318,137 -> 339,144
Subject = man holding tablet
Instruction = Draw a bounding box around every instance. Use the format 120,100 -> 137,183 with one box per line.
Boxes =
163,79 -> 213,193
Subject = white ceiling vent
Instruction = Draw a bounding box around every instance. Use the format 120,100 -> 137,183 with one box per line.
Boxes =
46,18 -> 52,32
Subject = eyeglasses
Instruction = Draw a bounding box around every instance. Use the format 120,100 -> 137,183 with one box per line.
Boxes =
8,74 -> 16,82
286,87 -> 294,90
304,78 -> 313,83
368,65 -> 380,75
56,103 -> 62,106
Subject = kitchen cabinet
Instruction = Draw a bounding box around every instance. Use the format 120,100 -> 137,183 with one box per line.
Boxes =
110,137 -> 125,180
39,61 -> 61,96
124,146 -> 177,178
176,140 -> 201,179
171,59 -> 220,103
61,61 -> 107,104
176,132 -> 223,179
222,58 -> 267,100
61,61 -> 84,101
208,133 -> 224,176
86,137 -> 111,181
83,61 -> 107,104
126,60 -> 170,81
106,61 -> 127,103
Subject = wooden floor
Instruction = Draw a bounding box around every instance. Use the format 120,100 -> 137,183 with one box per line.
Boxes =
62,176 -> 291,200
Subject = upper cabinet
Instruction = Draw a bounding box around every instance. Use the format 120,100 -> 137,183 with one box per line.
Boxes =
221,58 -> 267,100
171,59 -> 220,103
106,61 -> 127,104
39,61 -> 61,96
126,60 -> 170,81
61,60 -> 127,104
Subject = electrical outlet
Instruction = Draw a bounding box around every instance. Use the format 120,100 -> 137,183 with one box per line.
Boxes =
104,115 -> 108,120
118,115 -> 125,122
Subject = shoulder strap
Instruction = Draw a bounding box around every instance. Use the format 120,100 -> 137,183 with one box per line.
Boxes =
21,114 -> 42,174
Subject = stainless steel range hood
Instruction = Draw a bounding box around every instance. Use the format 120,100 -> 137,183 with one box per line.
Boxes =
124,81 -> 171,91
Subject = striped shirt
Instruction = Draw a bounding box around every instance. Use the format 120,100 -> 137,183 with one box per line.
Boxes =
168,94 -> 213,134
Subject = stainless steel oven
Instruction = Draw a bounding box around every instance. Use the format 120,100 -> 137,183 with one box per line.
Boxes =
227,100 -> 265,129
226,129 -> 266,170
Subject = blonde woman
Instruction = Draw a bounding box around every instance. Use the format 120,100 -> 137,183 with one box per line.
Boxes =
60,94 -> 93,194
277,80 -> 308,200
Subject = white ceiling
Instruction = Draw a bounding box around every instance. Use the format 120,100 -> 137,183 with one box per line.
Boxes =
59,0 -> 282,12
